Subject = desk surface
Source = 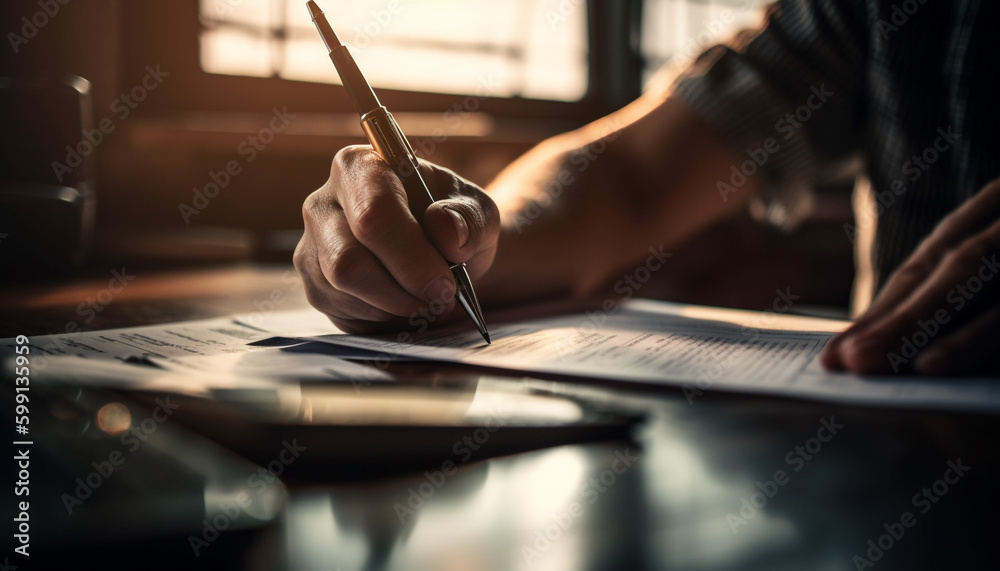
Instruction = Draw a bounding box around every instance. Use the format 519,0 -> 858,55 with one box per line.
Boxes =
4,264 -> 998,571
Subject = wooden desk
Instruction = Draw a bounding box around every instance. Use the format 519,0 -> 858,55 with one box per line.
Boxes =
4,264 -> 998,570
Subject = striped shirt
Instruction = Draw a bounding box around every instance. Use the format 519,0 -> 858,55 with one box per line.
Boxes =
674,0 -> 999,313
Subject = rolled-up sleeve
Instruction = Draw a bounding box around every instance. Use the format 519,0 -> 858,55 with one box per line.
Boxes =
674,0 -> 868,227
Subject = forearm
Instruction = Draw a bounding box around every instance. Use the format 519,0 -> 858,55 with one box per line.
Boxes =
479,92 -> 761,306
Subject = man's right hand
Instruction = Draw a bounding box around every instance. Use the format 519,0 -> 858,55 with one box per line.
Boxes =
294,145 -> 501,333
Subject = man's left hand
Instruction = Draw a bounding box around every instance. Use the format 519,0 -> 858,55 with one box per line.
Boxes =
822,178 -> 1000,376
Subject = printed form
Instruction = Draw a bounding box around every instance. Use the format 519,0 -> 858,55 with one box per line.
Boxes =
309,299 -> 1000,413
310,300 -> 836,387
7,299 -> 1000,412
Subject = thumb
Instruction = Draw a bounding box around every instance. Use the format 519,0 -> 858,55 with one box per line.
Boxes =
423,195 -> 499,275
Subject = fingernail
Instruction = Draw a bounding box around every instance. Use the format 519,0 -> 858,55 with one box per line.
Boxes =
423,275 -> 456,304
445,207 -> 469,249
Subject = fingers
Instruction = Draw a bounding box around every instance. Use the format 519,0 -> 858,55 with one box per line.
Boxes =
828,218 -> 1000,374
309,205 -> 427,317
824,180 -> 1000,373
914,178 -> 1000,251
421,166 -> 501,277
864,179 -> 1000,321
296,145 -> 501,331
332,147 -> 457,309
914,305 -> 1000,376
293,235 -> 396,325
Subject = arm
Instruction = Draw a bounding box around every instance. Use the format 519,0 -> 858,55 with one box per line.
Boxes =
294,87 -> 758,333
480,91 -> 760,305
295,0 -> 868,334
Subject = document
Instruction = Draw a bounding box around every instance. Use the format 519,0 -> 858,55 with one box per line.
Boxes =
7,299 -> 1000,413
2,309 -> 340,364
0,309 -> 364,392
308,299 -> 1000,413
309,300 -> 837,386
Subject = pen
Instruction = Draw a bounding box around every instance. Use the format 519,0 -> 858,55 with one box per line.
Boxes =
307,0 -> 491,344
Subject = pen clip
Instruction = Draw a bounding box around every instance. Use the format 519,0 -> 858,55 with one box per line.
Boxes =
361,106 -> 436,213
360,107 -> 420,172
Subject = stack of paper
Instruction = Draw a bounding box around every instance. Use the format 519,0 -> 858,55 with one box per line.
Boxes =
5,299 -> 1000,413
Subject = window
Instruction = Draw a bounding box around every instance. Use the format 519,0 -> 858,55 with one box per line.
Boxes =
199,0 -> 589,102
641,0 -> 771,85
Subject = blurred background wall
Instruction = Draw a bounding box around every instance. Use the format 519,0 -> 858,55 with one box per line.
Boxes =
0,0 -> 856,313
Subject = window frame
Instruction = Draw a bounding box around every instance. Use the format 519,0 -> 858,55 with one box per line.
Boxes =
120,0 -> 644,122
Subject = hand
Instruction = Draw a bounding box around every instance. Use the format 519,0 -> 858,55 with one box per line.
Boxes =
822,178 -> 1000,376
294,146 -> 500,333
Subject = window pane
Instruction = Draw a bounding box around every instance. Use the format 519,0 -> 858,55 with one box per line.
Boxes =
201,27 -> 274,78
201,0 -> 276,28
199,0 -> 588,102
641,0 -> 772,86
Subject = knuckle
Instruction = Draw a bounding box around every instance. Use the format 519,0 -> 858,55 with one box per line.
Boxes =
301,280 -> 324,309
917,240 -> 949,265
327,243 -> 369,290
301,280 -> 336,317
292,235 -> 318,277
301,188 -> 330,226
448,194 -> 498,240
350,193 -> 399,244
480,194 -> 501,231
292,243 -> 307,273
897,253 -> 938,281
301,192 -> 317,223
331,145 -> 367,174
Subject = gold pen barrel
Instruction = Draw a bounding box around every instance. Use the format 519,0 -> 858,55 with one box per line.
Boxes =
360,107 -> 435,218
